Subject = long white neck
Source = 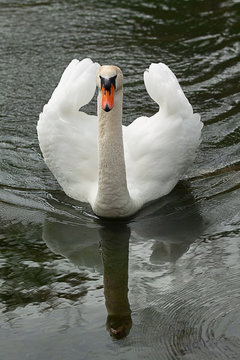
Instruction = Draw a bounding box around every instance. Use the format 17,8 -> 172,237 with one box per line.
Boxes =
92,90 -> 135,217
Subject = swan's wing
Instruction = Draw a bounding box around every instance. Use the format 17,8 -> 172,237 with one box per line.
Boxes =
37,58 -> 100,203
124,62 -> 203,207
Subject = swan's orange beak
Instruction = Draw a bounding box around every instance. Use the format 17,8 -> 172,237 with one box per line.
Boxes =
102,83 -> 115,112
100,75 -> 117,112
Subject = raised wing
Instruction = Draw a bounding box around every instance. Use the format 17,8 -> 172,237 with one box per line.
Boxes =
124,63 -> 202,207
37,58 -> 100,203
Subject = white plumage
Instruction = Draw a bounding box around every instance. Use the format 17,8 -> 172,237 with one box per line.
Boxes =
37,58 -> 202,217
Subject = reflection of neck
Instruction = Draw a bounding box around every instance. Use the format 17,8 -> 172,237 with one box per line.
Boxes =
100,223 -> 132,338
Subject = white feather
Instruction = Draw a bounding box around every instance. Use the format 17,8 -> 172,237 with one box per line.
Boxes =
37,59 -> 100,203
124,63 -> 202,207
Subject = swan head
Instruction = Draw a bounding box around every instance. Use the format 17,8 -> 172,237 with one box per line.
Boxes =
97,66 -> 123,112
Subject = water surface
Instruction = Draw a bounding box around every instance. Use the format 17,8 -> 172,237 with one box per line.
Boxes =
0,0 -> 240,359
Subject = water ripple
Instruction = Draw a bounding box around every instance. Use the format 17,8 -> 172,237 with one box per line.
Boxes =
137,271 -> 240,359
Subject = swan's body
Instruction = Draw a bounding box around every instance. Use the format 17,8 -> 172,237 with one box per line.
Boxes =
37,58 -> 202,218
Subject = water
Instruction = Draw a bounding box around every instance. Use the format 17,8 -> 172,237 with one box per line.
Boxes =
0,0 -> 240,359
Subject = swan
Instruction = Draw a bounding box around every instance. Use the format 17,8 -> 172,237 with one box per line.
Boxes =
37,58 -> 202,218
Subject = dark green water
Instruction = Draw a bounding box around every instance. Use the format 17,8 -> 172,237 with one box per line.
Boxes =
0,0 -> 240,359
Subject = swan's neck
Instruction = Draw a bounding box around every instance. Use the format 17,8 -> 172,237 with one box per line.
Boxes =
93,91 -> 135,217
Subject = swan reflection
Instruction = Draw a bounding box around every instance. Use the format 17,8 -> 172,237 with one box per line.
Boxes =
43,215 -> 132,339
43,182 -> 203,339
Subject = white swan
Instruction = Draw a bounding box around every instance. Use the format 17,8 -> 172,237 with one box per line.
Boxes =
37,58 -> 202,218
